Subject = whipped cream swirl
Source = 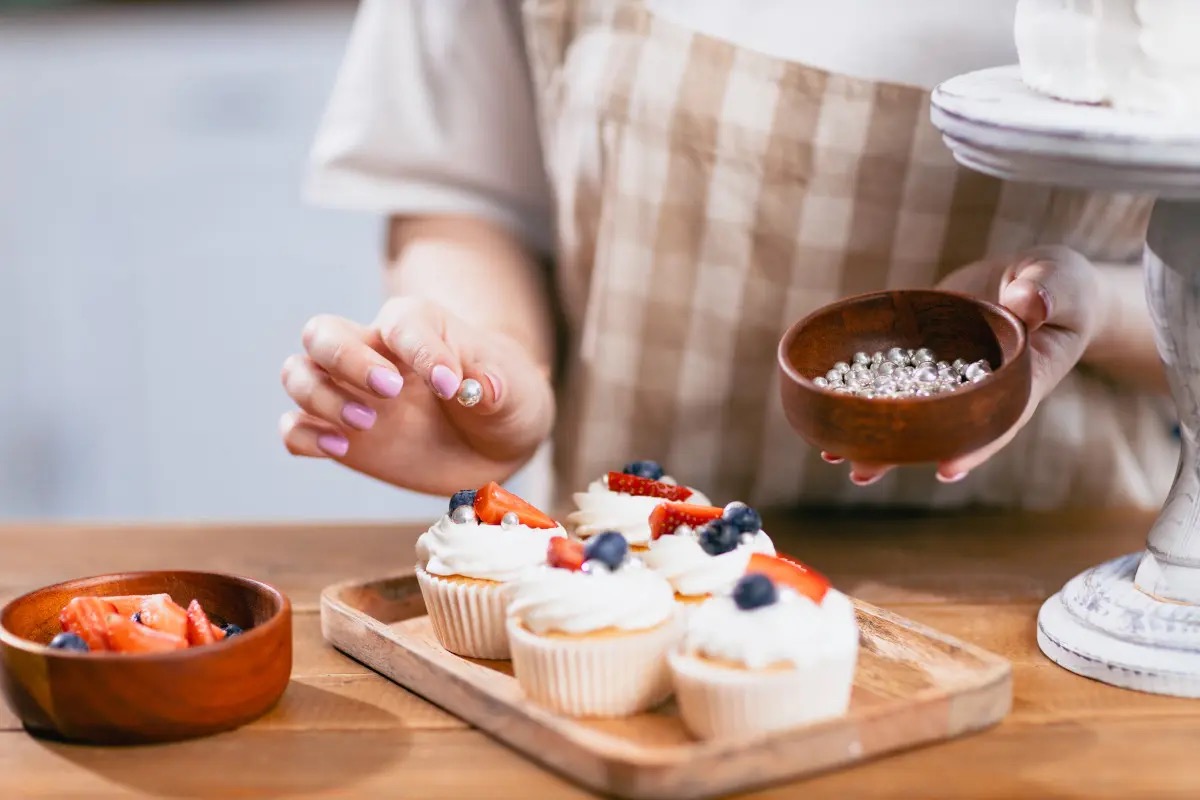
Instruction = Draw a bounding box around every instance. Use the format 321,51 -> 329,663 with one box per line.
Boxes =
415,514 -> 565,583
682,588 -> 859,670
506,565 -> 676,635
566,477 -> 711,545
641,530 -> 776,597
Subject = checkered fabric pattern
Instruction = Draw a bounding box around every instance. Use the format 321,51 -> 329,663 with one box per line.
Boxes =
522,0 -> 1176,511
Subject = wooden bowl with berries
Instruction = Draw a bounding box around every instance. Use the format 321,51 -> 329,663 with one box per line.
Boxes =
0,571 -> 291,744
777,289 -> 1031,464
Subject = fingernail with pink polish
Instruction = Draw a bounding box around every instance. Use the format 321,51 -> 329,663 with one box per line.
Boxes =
367,367 -> 404,398
937,470 -> 968,484
821,452 -> 845,465
850,471 -> 882,487
317,434 -> 349,457
430,365 -> 460,400
341,402 -> 377,431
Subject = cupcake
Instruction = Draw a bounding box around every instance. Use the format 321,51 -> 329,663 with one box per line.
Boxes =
566,460 -> 711,549
641,501 -> 777,606
415,481 -> 565,659
669,555 -> 859,740
506,531 -> 684,717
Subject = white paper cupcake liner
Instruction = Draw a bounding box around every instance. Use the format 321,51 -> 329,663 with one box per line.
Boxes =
668,648 -> 857,740
415,566 -> 511,659
507,614 -> 684,717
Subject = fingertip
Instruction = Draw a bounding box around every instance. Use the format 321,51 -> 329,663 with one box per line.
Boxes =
821,451 -> 845,465
849,465 -> 891,486
936,469 -> 969,484
367,366 -> 404,398
431,364 -> 460,400
1001,276 -> 1050,329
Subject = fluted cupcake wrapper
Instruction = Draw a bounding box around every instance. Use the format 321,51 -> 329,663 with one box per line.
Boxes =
507,614 -> 684,717
415,566 -> 511,660
668,649 -> 857,740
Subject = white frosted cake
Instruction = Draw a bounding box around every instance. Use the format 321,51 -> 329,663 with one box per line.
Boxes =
1015,0 -> 1200,115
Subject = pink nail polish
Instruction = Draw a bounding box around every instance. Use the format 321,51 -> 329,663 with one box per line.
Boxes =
850,472 -> 882,487
317,434 -> 349,457
821,452 -> 845,465
430,365 -> 460,400
937,470 -> 968,484
341,402 -> 377,431
367,367 -> 403,398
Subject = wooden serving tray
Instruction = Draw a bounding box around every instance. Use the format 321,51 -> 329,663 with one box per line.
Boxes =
320,572 -> 1011,799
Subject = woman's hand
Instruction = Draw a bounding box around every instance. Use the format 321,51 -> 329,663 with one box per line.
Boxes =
279,297 -> 555,496
827,245 -> 1103,485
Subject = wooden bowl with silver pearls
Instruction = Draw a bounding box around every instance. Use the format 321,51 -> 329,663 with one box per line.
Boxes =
777,289 -> 1031,464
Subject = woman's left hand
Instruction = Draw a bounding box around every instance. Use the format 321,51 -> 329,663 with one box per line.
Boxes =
826,245 -> 1103,486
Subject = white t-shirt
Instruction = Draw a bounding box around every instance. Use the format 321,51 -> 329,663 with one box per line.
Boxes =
305,0 -> 1020,256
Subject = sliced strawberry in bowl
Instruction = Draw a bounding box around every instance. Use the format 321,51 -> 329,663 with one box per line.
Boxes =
59,597 -> 116,652
648,502 -> 725,540
547,537 -> 586,571
104,614 -> 189,654
185,599 -> 219,646
606,472 -> 693,501
137,595 -> 190,640
474,482 -> 558,529
745,553 -> 831,604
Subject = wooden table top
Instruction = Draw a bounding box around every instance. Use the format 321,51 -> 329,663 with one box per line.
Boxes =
1,509 -> 1196,799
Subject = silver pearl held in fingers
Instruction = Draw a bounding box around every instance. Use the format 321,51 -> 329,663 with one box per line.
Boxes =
456,378 -> 484,407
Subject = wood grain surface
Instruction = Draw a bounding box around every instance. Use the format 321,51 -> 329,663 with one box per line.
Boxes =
1,508 -> 1197,799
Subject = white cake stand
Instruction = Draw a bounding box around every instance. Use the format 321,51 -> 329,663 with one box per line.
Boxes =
931,66 -> 1200,697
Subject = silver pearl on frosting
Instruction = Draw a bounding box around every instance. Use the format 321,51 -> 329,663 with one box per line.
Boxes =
456,378 -> 483,407
501,511 -> 520,528
451,504 -> 476,524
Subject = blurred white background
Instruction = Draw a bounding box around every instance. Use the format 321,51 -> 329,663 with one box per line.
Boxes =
0,1 -> 545,521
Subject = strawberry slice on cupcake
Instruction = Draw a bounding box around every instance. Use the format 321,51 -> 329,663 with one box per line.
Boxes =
567,461 -> 711,549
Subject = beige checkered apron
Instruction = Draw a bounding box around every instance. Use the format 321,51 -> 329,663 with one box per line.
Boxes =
521,0 -> 1178,511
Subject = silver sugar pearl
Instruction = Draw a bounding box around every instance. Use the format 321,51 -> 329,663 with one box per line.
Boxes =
936,360 -> 951,372
915,389 -> 933,397
952,358 -> 968,375
501,511 -> 520,528
969,371 -> 991,384
825,369 -> 843,383
833,386 -> 853,394
814,377 -> 829,388
853,351 -> 872,365
451,504 -> 476,524
914,366 -> 939,383
886,347 -> 907,366
914,348 -> 935,364
871,352 -> 885,365
877,361 -> 897,377
456,378 -> 484,408
833,361 -> 851,374
965,360 -> 992,381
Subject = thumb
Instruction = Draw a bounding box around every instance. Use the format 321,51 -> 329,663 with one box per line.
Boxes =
998,246 -> 1097,336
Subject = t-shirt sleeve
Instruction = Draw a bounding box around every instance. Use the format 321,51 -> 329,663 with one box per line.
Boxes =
304,0 -> 554,256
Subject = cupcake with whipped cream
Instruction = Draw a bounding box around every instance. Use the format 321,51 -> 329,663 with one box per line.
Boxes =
506,531 -> 683,717
669,556 -> 859,740
641,501 -> 776,607
415,481 -> 565,659
566,460 -> 711,550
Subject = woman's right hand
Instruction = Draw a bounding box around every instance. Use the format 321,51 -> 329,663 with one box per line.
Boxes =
279,296 -> 555,496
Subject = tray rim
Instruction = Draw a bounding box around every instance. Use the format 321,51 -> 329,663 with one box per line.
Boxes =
320,570 -> 1013,797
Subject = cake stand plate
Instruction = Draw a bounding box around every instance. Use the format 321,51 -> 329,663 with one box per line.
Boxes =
932,66 -> 1200,698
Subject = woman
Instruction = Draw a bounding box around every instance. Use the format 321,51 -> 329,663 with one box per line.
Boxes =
280,0 -> 1175,511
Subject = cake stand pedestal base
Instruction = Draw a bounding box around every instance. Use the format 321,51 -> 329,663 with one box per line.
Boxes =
1038,554 -> 1200,697
932,66 -> 1200,697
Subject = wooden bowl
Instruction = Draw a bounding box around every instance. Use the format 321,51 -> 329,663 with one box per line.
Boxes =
0,571 -> 292,744
777,289 -> 1031,464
